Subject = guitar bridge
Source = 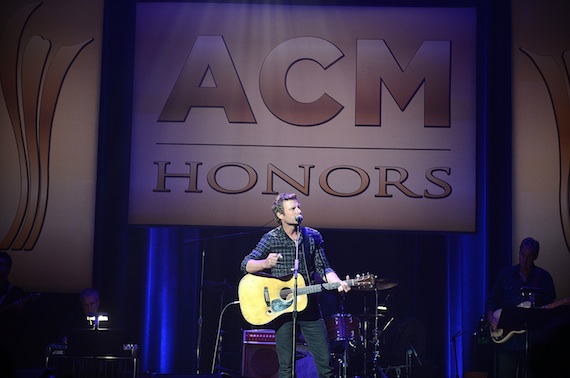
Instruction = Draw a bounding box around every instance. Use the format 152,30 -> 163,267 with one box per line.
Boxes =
264,287 -> 272,313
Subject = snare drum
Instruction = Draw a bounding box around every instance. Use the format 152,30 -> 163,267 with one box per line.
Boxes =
325,313 -> 360,342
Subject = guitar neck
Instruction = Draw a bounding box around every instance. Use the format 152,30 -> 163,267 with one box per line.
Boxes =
543,296 -> 570,309
298,278 -> 359,296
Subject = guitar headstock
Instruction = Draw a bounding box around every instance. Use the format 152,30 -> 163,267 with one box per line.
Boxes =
352,273 -> 376,290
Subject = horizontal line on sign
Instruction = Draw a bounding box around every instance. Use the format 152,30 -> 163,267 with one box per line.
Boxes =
156,142 -> 451,152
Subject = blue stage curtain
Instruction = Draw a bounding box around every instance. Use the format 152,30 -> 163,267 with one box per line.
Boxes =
446,233 -> 488,377
140,227 -> 200,374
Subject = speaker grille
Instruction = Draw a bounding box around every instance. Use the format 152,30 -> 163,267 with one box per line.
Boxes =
242,343 -> 279,378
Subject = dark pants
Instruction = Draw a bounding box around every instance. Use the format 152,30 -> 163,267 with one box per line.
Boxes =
495,347 -> 529,378
275,318 -> 333,378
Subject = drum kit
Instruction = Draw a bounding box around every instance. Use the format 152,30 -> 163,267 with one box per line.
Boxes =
323,277 -> 412,378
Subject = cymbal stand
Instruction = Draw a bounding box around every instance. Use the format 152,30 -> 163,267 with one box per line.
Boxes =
338,336 -> 349,378
370,289 -> 395,378
339,293 -> 349,378
371,288 -> 381,377
361,302 -> 369,377
365,350 -> 389,378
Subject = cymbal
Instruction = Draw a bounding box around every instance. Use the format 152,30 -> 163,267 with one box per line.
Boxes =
375,279 -> 398,290
355,278 -> 398,291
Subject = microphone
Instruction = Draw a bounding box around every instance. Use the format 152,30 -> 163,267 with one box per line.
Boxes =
295,215 -> 303,224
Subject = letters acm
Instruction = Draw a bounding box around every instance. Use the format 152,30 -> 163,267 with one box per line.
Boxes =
159,36 -> 451,127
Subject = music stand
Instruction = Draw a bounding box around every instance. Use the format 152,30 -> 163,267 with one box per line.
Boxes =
497,306 -> 546,332
497,306 -> 549,378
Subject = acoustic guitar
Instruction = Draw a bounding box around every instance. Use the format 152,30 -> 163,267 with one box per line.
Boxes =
238,273 -> 375,325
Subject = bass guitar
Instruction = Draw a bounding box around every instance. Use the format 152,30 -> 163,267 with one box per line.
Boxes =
490,296 -> 570,344
238,273 -> 375,325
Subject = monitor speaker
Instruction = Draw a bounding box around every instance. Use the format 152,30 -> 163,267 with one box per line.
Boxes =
242,343 -> 279,378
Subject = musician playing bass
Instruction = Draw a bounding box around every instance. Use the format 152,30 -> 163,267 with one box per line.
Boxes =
240,193 -> 350,378
485,237 -> 555,377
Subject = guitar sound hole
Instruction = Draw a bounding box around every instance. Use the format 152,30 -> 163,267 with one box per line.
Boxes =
280,288 -> 292,301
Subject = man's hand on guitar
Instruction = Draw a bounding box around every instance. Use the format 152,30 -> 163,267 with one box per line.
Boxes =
325,272 -> 351,292
338,275 -> 351,292
486,309 -> 498,331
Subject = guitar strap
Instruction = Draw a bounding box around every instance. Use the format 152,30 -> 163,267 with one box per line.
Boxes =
299,227 -> 324,321
301,226 -> 314,286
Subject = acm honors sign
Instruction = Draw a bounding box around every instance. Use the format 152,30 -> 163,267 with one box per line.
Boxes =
129,4 -> 476,232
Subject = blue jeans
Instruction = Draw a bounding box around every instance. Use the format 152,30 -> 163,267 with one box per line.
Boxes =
275,318 -> 333,378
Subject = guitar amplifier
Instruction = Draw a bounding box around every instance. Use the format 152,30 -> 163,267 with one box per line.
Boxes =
243,329 -> 276,344
242,329 -> 278,378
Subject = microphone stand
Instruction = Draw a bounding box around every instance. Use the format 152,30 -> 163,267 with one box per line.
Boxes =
291,225 -> 301,378
184,225 -> 271,374
211,300 -> 240,374
196,249 -> 205,374
451,330 -> 462,378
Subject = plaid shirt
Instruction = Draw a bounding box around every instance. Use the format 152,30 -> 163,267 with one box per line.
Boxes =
241,226 -> 334,283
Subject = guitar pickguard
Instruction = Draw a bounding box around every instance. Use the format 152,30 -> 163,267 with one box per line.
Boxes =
271,298 -> 293,313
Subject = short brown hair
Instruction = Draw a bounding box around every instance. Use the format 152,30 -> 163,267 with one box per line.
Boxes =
271,193 -> 298,224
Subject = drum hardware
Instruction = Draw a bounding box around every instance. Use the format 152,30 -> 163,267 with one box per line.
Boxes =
360,283 -> 401,378
326,276 -> 403,378
325,313 -> 360,342
324,291 -> 366,378
353,278 -> 399,292
373,279 -> 399,291
369,287 -> 383,376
